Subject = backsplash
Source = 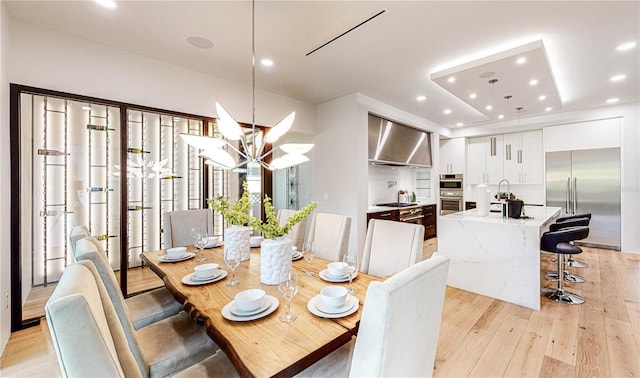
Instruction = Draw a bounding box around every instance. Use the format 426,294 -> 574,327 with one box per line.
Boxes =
368,165 -> 432,205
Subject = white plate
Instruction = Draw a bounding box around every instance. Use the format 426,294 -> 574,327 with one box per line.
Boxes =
159,252 -> 196,262
307,295 -> 359,318
181,270 -> 228,286
229,299 -> 272,317
222,295 -> 279,322
292,252 -> 303,261
319,268 -> 358,283
205,240 -> 223,248
314,296 -> 356,314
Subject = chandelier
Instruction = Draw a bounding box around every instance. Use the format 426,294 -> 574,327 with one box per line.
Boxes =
180,0 -> 313,171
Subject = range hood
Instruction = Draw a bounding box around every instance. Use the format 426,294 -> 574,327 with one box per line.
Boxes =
368,114 -> 432,167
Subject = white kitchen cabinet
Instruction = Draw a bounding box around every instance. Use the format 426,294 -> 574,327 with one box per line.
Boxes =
467,135 -> 503,184
503,130 -> 543,184
439,137 -> 465,174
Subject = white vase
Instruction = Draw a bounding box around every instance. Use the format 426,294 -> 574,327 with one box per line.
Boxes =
260,237 -> 293,285
224,225 -> 252,261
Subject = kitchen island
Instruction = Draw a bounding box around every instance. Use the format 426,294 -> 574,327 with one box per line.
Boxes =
435,206 -> 561,310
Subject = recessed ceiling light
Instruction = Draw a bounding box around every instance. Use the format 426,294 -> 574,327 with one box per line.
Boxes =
498,114 -> 505,119
447,77 -> 455,83
416,95 -> 426,101
485,105 -> 492,111
443,109 -> 452,114
538,95 -> 546,101
545,107 -> 553,112
516,57 -> 527,65
616,41 -> 637,51
469,93 -> 477,99
610,74 -> 627,82
94,0 -> 116,9
456,122 -> 464,127
187,36 -> 214,49
529,79 -> 538,86
606,98 -> 619,104
261,58 -> 274,66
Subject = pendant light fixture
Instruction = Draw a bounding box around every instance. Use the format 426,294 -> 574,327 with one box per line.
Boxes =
181,0 -> 313,171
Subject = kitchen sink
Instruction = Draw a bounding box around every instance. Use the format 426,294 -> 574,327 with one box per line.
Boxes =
376,202 -> 419,208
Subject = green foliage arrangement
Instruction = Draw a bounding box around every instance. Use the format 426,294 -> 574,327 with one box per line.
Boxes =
249,195 -> 317,240
207,181 -> 252,226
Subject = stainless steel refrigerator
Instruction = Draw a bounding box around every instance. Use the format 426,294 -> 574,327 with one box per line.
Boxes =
546,147 -> 621,250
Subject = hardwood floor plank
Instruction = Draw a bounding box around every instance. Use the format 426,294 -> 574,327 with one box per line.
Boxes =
540,355 -> 576,377
604,316 -> 640,377
544,299 -> 580,366
503,299 -> 558,377
468,313 -> 528,377
598,251 -> 631,323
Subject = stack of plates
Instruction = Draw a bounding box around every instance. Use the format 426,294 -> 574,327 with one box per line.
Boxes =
159,252 -> 195,262
181,270 -> 227,285
307,295 -> 359,318
319,267 -> 357,283
222,295 -> 279,321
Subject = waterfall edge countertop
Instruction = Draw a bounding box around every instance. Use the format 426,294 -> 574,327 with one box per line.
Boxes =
435,206 -> 562,310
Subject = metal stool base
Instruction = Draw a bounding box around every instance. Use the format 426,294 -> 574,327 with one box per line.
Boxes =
544,271 -> 585,283
541,288 -> 585,305
567,258 -> 589,268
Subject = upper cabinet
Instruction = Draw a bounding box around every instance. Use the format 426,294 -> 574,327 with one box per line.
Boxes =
468,130 -> 543,185
467,135 -> 504,184
439,137 -> 466,174
503,130 -> 543,184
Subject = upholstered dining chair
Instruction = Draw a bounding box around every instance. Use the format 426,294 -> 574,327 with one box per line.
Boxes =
295,255 -> 450,377
75,237 -> 183,330
46,262 -> 234,378
360,219 -> 424,277
68,225 -> 89,259
307,212 -> 351,262
163,209 -> 214,248
277,208 -> 307,251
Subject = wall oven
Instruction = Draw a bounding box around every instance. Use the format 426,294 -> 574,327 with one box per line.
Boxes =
440,174 -> 463,215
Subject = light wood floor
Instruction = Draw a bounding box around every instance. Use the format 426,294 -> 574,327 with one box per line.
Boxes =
2,240 -> 639,377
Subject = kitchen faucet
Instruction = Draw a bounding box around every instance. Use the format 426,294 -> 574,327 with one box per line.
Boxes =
497,179 -> 510,200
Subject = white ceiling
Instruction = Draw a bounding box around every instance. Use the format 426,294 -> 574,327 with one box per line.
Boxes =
4,1 -> 639,130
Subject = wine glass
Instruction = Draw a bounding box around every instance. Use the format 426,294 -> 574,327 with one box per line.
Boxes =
302,241 -> 315,276
224,247 -> 241,286
343,252 -> 359,295
195,231 -> 208,262
278,271 -> 299,323
191,227 -> 201,251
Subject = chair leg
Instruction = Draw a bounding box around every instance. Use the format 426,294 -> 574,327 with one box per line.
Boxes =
545,255 -> 585,282
566,255 -> 589,268
541,253 -> 584,305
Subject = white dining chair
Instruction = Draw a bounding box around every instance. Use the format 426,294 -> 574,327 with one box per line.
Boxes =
163,209 -> 214,248
277,208 -> 307,251
68,224 -> 89,260
307,212 -> 351,262
360,219 -> 425,277
75,237 -> 184,330
46,262 -> 235,378
295,255 -> 450,377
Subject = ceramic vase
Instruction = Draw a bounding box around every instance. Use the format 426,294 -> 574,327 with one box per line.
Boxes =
260,236 -> 293,285
224,225 -> 252,261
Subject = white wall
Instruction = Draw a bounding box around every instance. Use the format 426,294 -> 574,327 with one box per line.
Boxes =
0,0 -> 11,354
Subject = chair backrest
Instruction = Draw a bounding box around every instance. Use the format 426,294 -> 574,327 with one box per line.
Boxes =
277,208 -> 307,251
75,238 -> 148,376
540,226 -> 590,252
163,209 -> 214,248
68,225 -> 89,260
307,212 -> 351,261
350,255 -> 450,377
361,219 -> 424,277
46,263 -> 144,378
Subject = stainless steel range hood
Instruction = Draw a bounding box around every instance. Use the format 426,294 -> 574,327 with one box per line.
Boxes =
368,113 -> 432,167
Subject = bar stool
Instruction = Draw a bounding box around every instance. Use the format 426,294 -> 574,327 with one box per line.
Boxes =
546,217 -> 590,282
540,226 -> 590,305
554,213 -> 592,268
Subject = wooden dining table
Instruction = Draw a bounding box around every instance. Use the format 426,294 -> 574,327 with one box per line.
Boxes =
141,246 -> 381,378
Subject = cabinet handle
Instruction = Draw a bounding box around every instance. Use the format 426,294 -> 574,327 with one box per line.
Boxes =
380,213 -> 392,217
518,150 -> 522,164
505,144 -> 511,160
490,137 -> 496,156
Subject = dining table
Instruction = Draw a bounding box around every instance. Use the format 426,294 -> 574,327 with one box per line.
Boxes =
141,245 -> 381,378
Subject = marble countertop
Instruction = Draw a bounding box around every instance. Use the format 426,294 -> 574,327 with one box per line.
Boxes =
440,206 -> 561,228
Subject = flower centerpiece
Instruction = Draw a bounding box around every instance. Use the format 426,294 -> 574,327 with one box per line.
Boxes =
208,182 -> 253,261
249,195 -> 317,285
